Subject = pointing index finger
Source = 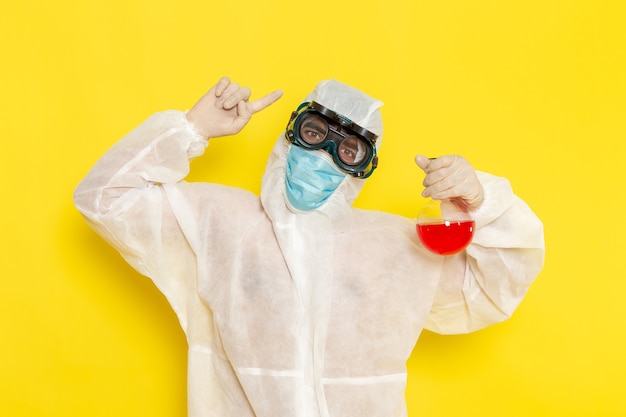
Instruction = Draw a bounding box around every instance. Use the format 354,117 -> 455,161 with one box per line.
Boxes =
249,90 -> 284,114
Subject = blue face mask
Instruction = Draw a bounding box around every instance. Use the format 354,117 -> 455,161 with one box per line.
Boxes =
285,145 -> 346,212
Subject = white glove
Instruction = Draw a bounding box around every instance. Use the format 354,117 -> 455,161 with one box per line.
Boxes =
186,77 -> 283,139
415,154 -> 485,211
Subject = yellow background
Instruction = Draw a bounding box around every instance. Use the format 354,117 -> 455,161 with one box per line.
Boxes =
1,0 -> 624,416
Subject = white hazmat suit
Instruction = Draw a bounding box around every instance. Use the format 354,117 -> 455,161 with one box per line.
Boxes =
74,79 -> 545,417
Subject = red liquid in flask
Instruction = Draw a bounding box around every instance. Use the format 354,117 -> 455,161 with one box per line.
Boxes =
416,220 -> 475,255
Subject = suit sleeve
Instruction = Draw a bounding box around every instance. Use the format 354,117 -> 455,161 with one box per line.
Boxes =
73,110 -> 210,333
424,171 -> 545,334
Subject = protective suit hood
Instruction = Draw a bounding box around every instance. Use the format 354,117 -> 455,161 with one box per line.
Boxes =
261,79 -> 383,224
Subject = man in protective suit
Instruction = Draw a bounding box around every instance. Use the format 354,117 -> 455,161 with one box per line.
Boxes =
74,77 -> 544,417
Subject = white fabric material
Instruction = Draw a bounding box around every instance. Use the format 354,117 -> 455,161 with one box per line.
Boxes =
74,81 -> 544,417
260,81 -> 383,416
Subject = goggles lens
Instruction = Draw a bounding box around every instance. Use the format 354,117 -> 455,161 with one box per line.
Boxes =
298,115 -> 371,167
286,102 -> 378,178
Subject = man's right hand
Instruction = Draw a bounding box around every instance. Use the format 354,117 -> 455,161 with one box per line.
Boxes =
186,76 -> 283,139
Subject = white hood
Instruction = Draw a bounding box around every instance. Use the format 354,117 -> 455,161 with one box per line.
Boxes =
261,79 -> 383,226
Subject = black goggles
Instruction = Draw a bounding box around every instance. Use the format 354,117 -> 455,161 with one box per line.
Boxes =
285,101 -> 378,178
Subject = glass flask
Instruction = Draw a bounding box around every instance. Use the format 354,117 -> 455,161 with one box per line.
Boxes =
415,198 -> 475,256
